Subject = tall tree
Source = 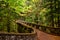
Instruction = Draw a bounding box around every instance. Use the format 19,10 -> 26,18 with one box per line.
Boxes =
41,0 -> 60,27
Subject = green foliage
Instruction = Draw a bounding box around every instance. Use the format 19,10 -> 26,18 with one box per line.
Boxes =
0,0 -> 20,32
18,25 -> 33,33
40,0 -> 60,27
1,0 -> 60,33
24,0 -> 42,23
0,0 -> 34,33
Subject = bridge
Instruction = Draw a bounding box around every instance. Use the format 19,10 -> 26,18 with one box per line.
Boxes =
16,20 -> 60,40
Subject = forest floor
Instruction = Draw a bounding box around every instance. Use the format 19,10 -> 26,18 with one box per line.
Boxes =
35,29 -> 60,40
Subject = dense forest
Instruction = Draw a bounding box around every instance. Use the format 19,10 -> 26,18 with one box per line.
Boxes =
0,0 -> 60,33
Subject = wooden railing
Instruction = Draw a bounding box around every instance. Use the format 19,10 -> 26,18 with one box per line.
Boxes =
16,20 -> 60,36
0,20 -> 37,40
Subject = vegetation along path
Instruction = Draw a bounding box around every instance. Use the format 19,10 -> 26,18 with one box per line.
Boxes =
16,20 -> 60,40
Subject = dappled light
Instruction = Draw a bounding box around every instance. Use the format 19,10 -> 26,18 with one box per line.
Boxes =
0,0 -> 60,40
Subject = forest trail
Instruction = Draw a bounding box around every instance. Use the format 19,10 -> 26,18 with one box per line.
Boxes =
35,29 -> 60,40
16,20 -> 60,40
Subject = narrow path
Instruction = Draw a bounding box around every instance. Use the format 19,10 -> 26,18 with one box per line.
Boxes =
35,29 -> 60,40
16,20 -> 60,40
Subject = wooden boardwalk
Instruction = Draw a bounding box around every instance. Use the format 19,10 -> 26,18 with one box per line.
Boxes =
16,20 -> 60,40
35,29 -> 60,40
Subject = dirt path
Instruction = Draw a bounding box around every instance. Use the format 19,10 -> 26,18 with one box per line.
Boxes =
35,29 -> 60,40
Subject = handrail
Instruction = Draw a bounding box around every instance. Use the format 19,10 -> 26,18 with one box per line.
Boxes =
16,20 -> 60,36
16,20 -> 60,29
